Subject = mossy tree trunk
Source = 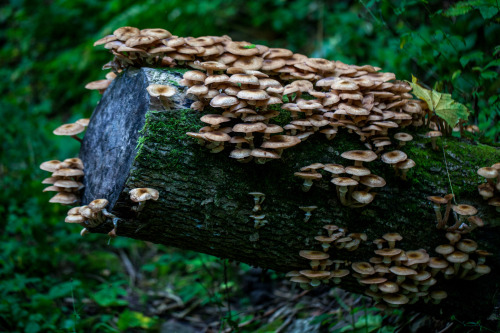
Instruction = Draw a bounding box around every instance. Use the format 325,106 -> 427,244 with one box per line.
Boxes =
80,67 -> 500,324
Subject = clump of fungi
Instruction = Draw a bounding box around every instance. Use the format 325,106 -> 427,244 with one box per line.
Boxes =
40,158 -> 85,205
477,163 -> 500,212
294,151 -> 387,207
248,192 -> 268,228
427,195 -> 483,234
91,26 -> 430,165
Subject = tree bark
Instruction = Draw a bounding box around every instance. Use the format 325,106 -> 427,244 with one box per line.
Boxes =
80,67 -> 500,324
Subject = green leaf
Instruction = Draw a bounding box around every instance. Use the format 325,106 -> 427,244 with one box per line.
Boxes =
459,51 -> 484,67
117,310 -> 158,331
242,44 -> 256,49
407,76 -> 470,127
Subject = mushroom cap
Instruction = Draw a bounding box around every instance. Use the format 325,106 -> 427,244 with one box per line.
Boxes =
379,281 -> 399,293
233,56 -> 263,70
295,172 -> 322,181
52,168 -> 84,177
351,191 -> 374,204
89,199 -> 109,212
331,78 -> 359,91
210,94 -> 239,108
200,114 -> 231,126
474,264 -> 491,275
330,269 -> 350,278
85,79 -> 111,90
374,248 -> 402,257
446,251 -> 469,264
435,244 -> 455,256
323,164 -> 345,174
229,149 -> 252,159
430,290 -> 448,300
477,167 -> 498,179
200,61 -> 228,71
225,41 -> 260,56
359,174 -> 386,188
341,150 -> 377,163
237,89 -> 269,101
183,70 -> 207,82
427,196 -> 448,205
428,257 -> 449,269
456,239 -> 478,253
229,73 -> 260,86
381,150 -> 407,165
147,84 -> 176,98
53,123 -> 85,136
425,131 -> 442,138
203,131 -> 231,142
389,266 -> 417,276
396,159 -> 415,170
300,206 -> 318,213
299,250 -> 329,260
331,177 -> 358,187
65,214 -> 86,224
405,251 -> 429,266
129,188 -> 160,202
113,26 -> 140,41
410,270 -> 432,282
299,270 -> 331,280
290,276 -> 311,283
233,122 -> 267,133
49,192 -> 78,204
452,204 -> 478,216
53,179 -> 80,188
394,132 -> 413,142
360,277 -> 387,285
261,135 -> 300,150
40,160 -> 62,172
345,166 -> 371,177
351,262 -> 375,275
76,118 -> 90,127
250,149 -> 280,159
339,103 -> 370,116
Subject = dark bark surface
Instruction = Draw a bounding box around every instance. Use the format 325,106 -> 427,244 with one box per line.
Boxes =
80,67 -> 500,324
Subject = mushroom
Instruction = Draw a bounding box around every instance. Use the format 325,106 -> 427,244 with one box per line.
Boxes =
427,196 -> 448,229
448,204 -> 478,231
250,213 -> 268,229
425,131 -> 442,151
331,177 -> 358,206
146,84 -> 176,108
299,250 -> 330,270
53,123 -> 85,143
294,172 -> 322,192
248,192 -> 265,211
129,188 -> 160,212
299,206 -> 318,222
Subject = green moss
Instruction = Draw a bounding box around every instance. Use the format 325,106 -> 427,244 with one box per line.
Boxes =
405,136 -> 499,198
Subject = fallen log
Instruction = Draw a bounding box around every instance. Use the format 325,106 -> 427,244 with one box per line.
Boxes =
79,67 -> 499,324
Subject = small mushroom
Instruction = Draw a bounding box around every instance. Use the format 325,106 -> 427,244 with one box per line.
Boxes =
294,172 -> 322,192
299,206 -> 318,222
425,131 -> 442,151
129,188 -> 159,212
53,123 -> 85,143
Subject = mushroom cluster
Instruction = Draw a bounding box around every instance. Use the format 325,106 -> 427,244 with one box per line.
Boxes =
477,163 -> 500,212
434,231 -> 492,280
294,151 -> 387,207
287,224 -> 366,289
91,27 -> 427,163
40,158 -> 85,205
290,228 -> 492,308
427,196 -> 483,234
248,192 -> 267,228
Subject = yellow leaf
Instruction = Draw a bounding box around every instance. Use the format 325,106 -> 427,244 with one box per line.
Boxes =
406,76 -> 469,127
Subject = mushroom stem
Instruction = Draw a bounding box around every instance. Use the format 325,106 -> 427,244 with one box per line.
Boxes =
432,204 -> 443,229
431,137 -> 438,151
338,186 -> 349,206
302,179 -> 314,192
442,198 -> 453,227
133,201 -> 146,212
71,135 -> 83,143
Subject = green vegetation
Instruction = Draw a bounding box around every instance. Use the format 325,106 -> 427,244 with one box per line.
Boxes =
1,0 -> 499,331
